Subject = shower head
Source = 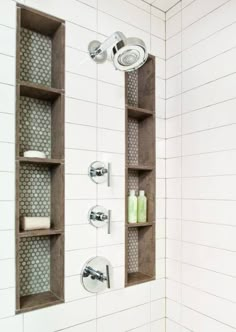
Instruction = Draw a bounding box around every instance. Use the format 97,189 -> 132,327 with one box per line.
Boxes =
88,31 -> 148,72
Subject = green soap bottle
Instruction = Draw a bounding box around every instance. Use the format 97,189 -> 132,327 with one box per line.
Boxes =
137,190 -> 147,223
128,190 -> 137,223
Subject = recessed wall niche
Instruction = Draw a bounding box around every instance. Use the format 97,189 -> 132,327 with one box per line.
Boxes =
15,5 -> 65,313
125,55 -> 156,287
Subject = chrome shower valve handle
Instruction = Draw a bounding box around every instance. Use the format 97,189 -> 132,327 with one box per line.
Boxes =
88,161 -> 111,186
89,205 -> 111,234
83,265 -> 110,289
81,257 -> 112,293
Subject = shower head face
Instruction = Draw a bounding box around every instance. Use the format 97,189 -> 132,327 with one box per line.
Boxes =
111,37 -> 148,72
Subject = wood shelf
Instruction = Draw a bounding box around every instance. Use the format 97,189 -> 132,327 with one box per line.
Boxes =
18,291 -> 63,314
126,272 -> 154,287
126,105 -> 153,120
127,164 -> 154,171
127,222 -> 153,228
20,81 -> 63,101
19,228 -> 63,238
18,157 -> 63,166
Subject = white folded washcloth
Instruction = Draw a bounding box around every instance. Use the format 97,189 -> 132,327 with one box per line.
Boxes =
21,217 -> 51,231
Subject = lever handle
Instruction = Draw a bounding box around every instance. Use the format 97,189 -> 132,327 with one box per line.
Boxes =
106,264 -> 110,289
107,210 -> 111,234
107,163 -> 111,187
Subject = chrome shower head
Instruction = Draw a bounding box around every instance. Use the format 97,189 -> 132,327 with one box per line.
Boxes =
88,32 -> 148,72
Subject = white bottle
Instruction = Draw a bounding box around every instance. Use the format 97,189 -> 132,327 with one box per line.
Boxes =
128,190 -> 137,223
137,190 -> 147,223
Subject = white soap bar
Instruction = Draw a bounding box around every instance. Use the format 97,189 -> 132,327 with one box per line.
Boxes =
23,150 -> 46,158
21,217 -> 50,231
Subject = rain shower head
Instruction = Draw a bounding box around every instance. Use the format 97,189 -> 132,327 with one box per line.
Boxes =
88,31 -> 148,72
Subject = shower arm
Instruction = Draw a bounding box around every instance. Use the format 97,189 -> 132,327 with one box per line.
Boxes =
90,31 -> 126,58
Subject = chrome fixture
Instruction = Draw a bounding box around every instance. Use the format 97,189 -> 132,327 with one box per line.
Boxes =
89,205 -> 111,234
88,31 -> 148,72
81,257 -> 112,293
88,161 -> 111,186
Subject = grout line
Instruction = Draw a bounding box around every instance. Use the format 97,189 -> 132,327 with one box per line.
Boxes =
167,237 -> 236,253
166,299 -> 236,330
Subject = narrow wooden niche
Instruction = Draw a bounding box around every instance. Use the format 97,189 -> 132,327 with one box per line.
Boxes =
125,55 -> 156,287
16,5 -> 65,313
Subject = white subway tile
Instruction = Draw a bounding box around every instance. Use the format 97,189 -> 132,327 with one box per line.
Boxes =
66,73 -> 96,102
97,152 -> 125,177
0,201 -> 14,230
182,305 -> 236,332
98,81 -> 124,109
182,263 -> 236,304
65,149 -> 96,175
97,303 -> 150,332
0,316 -> 23,332
98,128 -> 124,154
24,297 -> 96,332
0,113 -> 14,143
182,125 -> 236,156
182,199 -> 236,226
0,0 -> 16,28
98,105 -> 124,131
0,288 -> 15,319
0,259 -> 14,289
182,285 -> 236,328
65,275 -> 94,301
183,242 -> 236,277
65,225 -> 96,250
151,14 -> 165,39
66,23 -> 96,52
166,33 -> 181,59
60,320 -> 96,332
65,0 -> 97,31
0,84 -> 15,114
166,12 -> 181,39
65,248 -> 96,276
150,298 -> 165,321
66,47 -> 96,79
0,143 -> 14,172
97,244 -> 124,267
65,174 -> 96,199
98,0 -> 150,32
182,0 -> 236,50
0,173 -> 14,201
65,123 -> 96,151
97,283 -> 150,317
65,199 -> 96,225
97,221 -> 124,246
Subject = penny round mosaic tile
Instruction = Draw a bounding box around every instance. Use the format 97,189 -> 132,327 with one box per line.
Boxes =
128,228 -> 138,273
19,96 -> 51,158
19,163 -> 51,218
127,71 -> 138,107
128,118 -> 139,165
19,236 -> 50,296
20,28 -> 52,86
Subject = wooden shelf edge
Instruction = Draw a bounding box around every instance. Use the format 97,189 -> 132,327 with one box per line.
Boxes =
126,105 -> 153,120
18,157 -> 63,166
19,81 -> 64,101
17,291 -> 63,314
126,272 -> 155,287
127,222 -> 153,228
19,229 -> 63,238
127,164 -> 154,171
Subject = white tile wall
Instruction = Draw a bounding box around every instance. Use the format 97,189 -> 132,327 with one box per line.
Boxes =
0,0 -> 167,330
166,0 -> 236,330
